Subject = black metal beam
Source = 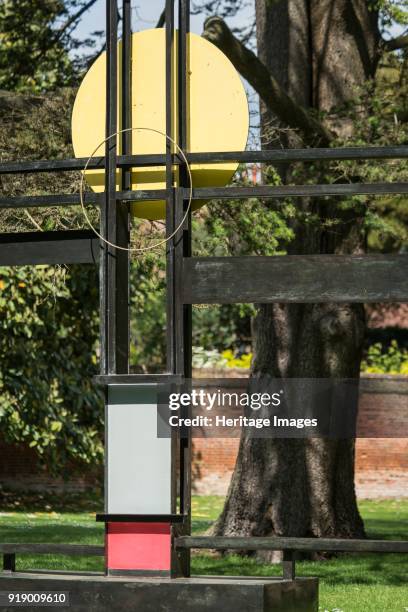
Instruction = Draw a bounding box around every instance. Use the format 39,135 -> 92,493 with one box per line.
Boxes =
180,145 -> 408,163
94,373 -> 184,385
177,0 -> 192,577
0,190 -> 167,210
0,231 -> 99,266
95,514 -> 186,522
116,0 -> 131,371
165,0 -> 176,375
100,0 -> 129,375
121,0 -> 132,195
0,193 -> 99,210
0,544 -> 104,556
183,255 -> 408,304
1,183 -> 406,211
1,146 -> 408,175
175,536 -> 408,553
164,1 -> 180,564
2,554 -> 15,572
186,182 -> 408,199
282,551 -> 296,581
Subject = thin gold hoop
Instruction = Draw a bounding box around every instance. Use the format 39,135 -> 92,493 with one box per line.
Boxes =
79,126 -> 193,253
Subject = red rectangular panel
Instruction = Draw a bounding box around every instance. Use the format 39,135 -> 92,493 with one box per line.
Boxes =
106,522 -> 171,571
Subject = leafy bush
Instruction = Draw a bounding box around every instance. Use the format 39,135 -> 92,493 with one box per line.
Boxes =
361,341 -> 408,375
192,347 -> 228,369
0,264 -> 103,470
221,349 -> 252,369
191,347 -> 253,370
192,342 -> 408,374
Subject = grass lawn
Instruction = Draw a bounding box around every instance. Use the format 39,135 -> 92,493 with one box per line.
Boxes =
0,495 -> 406,612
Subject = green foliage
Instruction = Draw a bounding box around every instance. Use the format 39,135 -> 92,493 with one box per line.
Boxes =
361,340 -> 408,374
187,177 -> 294,355
190,340 -> 408,374
221,349 -> 252,368
192,347 -> 228,369
130,251 -> 167,372
194,181 -> 294,258
0,88 -> 89,234
192,304 -> 253,353
373,0 -> 408,31
128,177 -> 295,371
328,56 -> 408,253
0,0 -> 75,92
0,264 -> 103,469
0,89 -> 103,470
0,0 -> 101,93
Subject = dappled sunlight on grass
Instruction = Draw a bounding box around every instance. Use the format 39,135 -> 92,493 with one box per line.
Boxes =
0,496 -> 406,611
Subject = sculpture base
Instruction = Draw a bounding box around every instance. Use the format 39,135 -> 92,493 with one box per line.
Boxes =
0,572 -> 318,611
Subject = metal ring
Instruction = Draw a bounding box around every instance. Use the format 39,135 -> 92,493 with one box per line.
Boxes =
79,126 -> 193,253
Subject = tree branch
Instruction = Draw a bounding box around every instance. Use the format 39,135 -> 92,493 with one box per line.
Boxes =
203,16 -> 332,146
54,0 -> 100,44
382,34 -> 408,52
156,9 -> 165,28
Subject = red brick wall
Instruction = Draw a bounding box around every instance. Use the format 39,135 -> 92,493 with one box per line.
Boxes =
192,437 -> 408,498
0,373 -> 406,498
191,372 -> 408,498
0,438 -> 99,493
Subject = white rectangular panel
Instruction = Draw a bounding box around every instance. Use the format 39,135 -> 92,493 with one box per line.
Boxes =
107,384 -> 172,514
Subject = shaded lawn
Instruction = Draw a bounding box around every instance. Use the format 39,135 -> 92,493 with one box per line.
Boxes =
0,496 -> 406,612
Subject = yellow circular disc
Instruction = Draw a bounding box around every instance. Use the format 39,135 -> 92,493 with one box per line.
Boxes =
71,29 -> 249,221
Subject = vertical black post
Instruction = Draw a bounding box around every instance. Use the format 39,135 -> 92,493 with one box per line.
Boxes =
165,0 -> 178,539
178,0 -> 191,514
120,0 -> 131,361
165,0 -> 188,578
282,551 -> 296,580
122,0 -> 132,194
100,0 -> 129,375
165,0 -> 176,376
177,0 -> 192,578
3,553 -> 15,572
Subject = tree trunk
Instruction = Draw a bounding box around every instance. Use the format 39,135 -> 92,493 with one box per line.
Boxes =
212,0 -> 380,553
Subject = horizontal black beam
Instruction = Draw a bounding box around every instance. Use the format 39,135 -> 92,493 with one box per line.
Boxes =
0,190 -> 167,209
187,183 -> 408,200
0,157 -> 105,175
1,146 -> 407,175
95,514 -> 187,523
175,536 -> 408,553
0,193 -> 98,210
94,373 -> 184,385
0,154 -> 169,175
0,544 -> 104,556
109,183 -> 408,202
183,255 -> 408,304
1,183 -> 406,210
0,230 -> 99,266
190,145 -> 408,163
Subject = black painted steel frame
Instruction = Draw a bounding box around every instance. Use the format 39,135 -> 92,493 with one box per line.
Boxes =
0,0 -> 407,581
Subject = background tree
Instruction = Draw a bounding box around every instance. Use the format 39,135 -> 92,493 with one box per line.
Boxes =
1,0 -> 406,511
0,0 -> 100,93
201,0 -> 408,547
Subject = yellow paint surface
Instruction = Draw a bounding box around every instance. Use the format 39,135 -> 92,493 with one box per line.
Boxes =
71,29 -> 249,220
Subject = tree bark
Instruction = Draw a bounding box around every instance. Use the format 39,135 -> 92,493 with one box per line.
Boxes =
203,16 -> 332,146
211,0 -> 380,554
